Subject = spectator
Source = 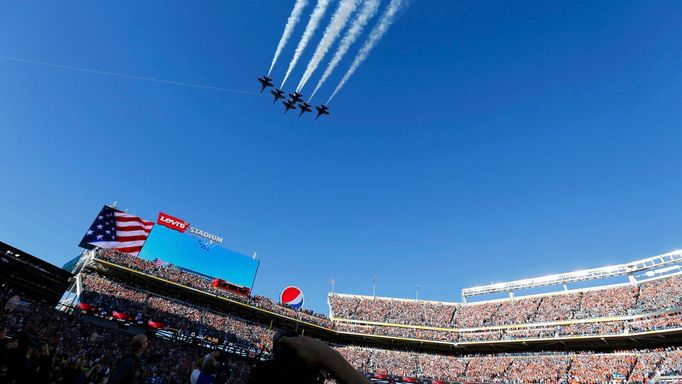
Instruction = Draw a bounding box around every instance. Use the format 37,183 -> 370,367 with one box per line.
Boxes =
7,338 -> 36,383
191,351 -> 220,384
108,334 -> 148,384
196,356 -> 217,384
249,336 -> 370,384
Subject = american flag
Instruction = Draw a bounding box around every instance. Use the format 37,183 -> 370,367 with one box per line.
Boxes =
79,206 -> 154,256
153,258 -> 169,267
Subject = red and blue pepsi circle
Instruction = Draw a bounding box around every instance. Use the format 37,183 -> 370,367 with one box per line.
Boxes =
280,286 -> 304,310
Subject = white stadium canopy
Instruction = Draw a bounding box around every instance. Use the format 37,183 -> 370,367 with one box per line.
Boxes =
462,249 -> 682,299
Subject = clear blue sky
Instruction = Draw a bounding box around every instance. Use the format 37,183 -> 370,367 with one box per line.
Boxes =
1,1 -> 681,313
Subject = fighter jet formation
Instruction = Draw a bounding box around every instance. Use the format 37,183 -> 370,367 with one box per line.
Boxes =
260,0 -> 410,120
258,75 -> 331,119
260,76 -> 328,117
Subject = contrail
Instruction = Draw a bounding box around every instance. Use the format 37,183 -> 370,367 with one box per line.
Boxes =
309,0 -> 379,100
0,55 -> 257,95
296,0 -> 359,93
327,0 -> 408,103
268,0 -> 309,77
280,0 -> 332,89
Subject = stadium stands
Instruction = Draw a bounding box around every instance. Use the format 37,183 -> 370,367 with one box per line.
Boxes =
80,272 -> 275,352
330,273 -> 682,328
334,345 -> 682,383
94,248 -> 333,328
91,248 -> 682,347
79,248 -> 682,381
332,311 -> 682,343
90,248 -> 682,347
5,245 -> 682,383
328,272 -> 682,346
0,285 -> 254,383
8,242 -> 682,384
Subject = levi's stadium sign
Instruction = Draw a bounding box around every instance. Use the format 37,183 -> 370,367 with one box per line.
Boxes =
157,212 -> 189,233
188,227 -> 223,244
157,211 -> 223,244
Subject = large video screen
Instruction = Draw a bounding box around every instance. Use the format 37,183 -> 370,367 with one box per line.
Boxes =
138,225 -> 259,289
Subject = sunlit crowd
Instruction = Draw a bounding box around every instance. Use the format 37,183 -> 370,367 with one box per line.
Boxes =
96,248 -> 682,346
95,249 -> 332,328
329,273 -> 682,328
81,272 -> 275,352
336,345 -> 682,383
6,264 -> 682,383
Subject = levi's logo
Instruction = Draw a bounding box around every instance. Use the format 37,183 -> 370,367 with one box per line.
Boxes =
157,212 -> 189,233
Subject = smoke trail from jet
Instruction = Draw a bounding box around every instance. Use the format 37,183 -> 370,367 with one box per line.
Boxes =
327,0 -> 407,103
296,0 -> 359,93
268,0 -> 309,77
309,0 -> 379,100
281,0 -> 332,88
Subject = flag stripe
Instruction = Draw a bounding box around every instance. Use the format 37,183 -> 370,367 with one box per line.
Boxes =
115,229 -> 152,237
115,225 -> 152,233
115,221 -> 154,229
115,220 -> 154,229
114,213 -> 154,226
115,235 -> 150,242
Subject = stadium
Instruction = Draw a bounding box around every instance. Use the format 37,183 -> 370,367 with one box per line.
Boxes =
2,204 -> 682,383
2,1 -> 681,383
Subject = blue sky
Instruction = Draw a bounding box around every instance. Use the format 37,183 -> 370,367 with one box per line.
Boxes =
1,1 -> 681,313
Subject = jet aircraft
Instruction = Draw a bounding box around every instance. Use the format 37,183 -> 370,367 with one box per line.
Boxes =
298,102 -> 312,117
315,104 -> 330,120
288,92 -> 304,104
271,88 -> 285,104
283,99 -> 298,114
258,76 -> 273,93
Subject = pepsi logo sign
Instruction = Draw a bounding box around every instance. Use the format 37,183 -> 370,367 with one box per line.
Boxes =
280,286 -> 304,310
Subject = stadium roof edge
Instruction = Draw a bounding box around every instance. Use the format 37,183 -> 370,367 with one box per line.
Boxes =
462,249 -> 682,298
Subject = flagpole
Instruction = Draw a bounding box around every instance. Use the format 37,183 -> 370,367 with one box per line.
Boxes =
372,275 -> 376,298
416,283 -> 419,301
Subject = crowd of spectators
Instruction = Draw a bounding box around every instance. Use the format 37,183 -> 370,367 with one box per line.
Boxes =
342,296 -> 458,328
0,287 -> 255,383
658,349 -> 682,377
335,345 -> 682,383
89,248 -> 682,373
80,272 -> 275,352
329,273 -> 682,329
6,276 -> 682,383
95,247 -> 682,345
333,310 -> 682,343
95,249 -> 332,328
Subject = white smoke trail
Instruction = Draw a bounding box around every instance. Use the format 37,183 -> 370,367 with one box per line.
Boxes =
328,0 -> 407,103
296,0 -> 359,93
309,0 -> 379,100
268,0 -> 309,77
281,0 -> 332,88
